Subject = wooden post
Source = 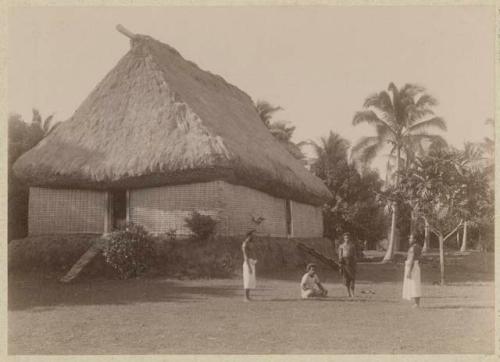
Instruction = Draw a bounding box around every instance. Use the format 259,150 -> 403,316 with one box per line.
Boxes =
116,24 -> 137,39
126,190 -> 130,223
104,192 -> 110,233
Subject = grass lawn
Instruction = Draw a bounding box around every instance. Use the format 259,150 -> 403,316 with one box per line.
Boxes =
8,251 -> 494,354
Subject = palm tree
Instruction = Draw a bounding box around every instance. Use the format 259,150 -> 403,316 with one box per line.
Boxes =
255,100 -> 283,127
352,83 -> 446,262
307,132 -> 350,183
458,142 -> 489,252
254,100 -> 304,160
31,108 -> 57,136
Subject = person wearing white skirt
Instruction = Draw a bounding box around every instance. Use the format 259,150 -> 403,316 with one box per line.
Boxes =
402,235 -> 422,307
242,230 -> 257,301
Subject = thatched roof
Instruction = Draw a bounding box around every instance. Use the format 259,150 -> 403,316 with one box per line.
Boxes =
13,29 -> 331,206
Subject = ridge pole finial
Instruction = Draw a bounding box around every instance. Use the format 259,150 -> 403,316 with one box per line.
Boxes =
116,24 -> 136,39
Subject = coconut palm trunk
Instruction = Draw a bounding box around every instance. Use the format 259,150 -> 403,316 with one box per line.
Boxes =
423,218 -> 430,252
439,235 -> 445,285
460,221 -> 468,252
382,146 -> 401,262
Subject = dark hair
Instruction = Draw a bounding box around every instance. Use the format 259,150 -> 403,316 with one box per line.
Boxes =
306,263 -> 317,271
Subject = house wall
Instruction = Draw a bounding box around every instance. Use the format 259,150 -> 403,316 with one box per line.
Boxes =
27,182 -> 324,238
218,183 -> 324,237
218,182 -> 288,237
28,187 -> 107,235
129,182 -> 223,235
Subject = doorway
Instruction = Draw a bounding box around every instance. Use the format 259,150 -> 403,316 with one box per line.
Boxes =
112,190 -> 127,230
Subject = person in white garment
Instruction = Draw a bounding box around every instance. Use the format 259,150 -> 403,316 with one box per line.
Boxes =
402,235 -> 422,307
300,263 -> 328,299
242,230 -> 257,301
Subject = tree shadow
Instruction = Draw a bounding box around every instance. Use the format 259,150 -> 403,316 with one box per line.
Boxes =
423,305 -> 493,310
8,276 -> 241,311
259,252 -> 494,285
266,296 -> 398,304
424,295 -> 473,299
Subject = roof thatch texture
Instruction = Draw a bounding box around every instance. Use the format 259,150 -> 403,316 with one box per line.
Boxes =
13,32 -> 331,205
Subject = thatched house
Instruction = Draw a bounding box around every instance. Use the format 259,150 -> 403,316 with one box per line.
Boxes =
13,26 -> 331,238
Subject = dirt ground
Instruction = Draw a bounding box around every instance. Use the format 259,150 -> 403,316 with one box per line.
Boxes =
8,251 -> 494,354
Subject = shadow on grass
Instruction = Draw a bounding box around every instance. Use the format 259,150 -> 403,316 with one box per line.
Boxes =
8,276 -> 241,311
423,305 -> 493,310
267,297 -> 398,304
259,252 -> 494,285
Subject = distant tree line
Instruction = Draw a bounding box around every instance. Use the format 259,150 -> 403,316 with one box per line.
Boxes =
8,110 -> 57,240
255,82 -> 494,272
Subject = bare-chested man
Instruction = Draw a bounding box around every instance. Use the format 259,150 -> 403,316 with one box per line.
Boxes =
338,232 -> 357,297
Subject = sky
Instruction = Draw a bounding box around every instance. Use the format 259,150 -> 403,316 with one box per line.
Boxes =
8,6 -> 496,173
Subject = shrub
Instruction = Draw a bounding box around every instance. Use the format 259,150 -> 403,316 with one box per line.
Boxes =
103,223 -> 156,279
184,211 -> 217,241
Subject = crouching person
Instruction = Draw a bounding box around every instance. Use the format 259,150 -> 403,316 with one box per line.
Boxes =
301,263 -> 328,299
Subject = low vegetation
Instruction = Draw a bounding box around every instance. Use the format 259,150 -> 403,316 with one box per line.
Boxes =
184,211 -> 218,241
103,223 -> 156,279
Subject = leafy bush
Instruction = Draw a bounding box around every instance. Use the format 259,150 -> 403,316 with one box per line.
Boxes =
184,212 -> 217,241
103,223 -> 156,279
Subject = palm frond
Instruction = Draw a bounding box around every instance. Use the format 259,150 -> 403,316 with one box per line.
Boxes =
400,83 -> 425,98
43,114 -> 55,134
351,136 -> 381,155
363,91 -> 394,117
406,105 -> 435,124
406,117 -> 447,134
255,100 -> 283,126
31,108 -> 42,126
352,110 -> 395,134
268,120 -> 295,142
357,141 -> 385,165
415,94 -> 438,108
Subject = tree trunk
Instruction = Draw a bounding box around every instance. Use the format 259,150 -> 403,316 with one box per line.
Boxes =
394,147 -> 401,252
409,210 -> 415,236
439,236 -> 445,286
423,218 -> 430,253
383,146 -> 401,262
456,230 -> 460,249
382,201 -> 397,263
460,221 -> 468,252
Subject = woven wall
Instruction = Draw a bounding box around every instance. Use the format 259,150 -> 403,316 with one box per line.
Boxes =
28,187 -> 107,235
290,201 -> 324,238
219,182 -> 288,237
27,182 -> 323,237
129,181 -> 324,237
129,182 -> 223,235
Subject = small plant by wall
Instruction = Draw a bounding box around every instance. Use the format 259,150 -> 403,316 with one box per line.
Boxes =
184,211 -> 217,241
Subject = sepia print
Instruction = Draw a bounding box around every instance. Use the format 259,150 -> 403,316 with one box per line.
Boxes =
6,5 -> 495,355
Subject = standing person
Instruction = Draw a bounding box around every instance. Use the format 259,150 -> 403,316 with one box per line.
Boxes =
402,235 -> 422,307
300,263 -> 328,299
338,232 -> 357,297
242,230 -> 257,302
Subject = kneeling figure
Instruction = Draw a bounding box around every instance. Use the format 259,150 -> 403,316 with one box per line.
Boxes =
301,263 -> 328,299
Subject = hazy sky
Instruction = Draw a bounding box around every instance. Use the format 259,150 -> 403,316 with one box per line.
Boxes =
8,6 -> 495,172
